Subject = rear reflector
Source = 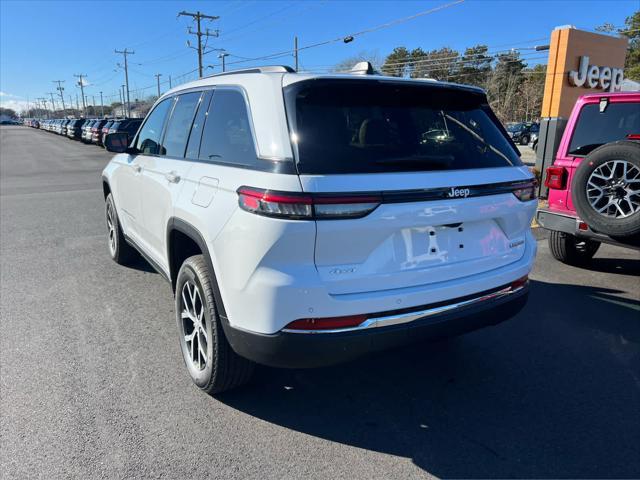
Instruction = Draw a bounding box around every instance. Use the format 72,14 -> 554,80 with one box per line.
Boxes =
544,166 -> 567,190
284,315 -> 368,331
510,275 -> 529,290
237,186 -> 381,220
578,221 -> 589,231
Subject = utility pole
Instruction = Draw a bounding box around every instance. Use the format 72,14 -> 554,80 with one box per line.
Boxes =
169,75 -> 172,89
75,93 -> 79,111
294,36 -> 299,71
53,80 -> 66,114
121,85 -> 126,117
178,10 -> 220,78
115,48 -> 134,117
218,52 -> 229,72
155,73 -> 162,97
100,91 -> 104,117
74,74 -> 87,116
38,98 -> 48,119
47,92 -> 57,115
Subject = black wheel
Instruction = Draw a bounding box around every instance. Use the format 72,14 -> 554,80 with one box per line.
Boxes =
176,255 -> 254,395
105,193 -> 137,264
572,141 -> 640,238
520,135 -> 530,146
548,230 -> 600,266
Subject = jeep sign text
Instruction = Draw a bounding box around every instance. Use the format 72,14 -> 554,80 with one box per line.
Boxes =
568,56 -> 624,92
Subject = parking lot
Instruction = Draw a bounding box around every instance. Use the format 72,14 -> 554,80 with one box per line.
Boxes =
1,124 -> 639,478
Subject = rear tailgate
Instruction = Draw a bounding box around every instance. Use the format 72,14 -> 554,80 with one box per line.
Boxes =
300,168 -> 535,294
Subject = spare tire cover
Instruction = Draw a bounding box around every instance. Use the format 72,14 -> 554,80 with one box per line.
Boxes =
571,140 -> 640,238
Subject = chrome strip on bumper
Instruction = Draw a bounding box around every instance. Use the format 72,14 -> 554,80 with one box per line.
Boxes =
281,284 -> 526,334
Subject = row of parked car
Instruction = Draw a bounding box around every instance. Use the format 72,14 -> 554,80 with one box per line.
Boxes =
26,117 -> 142,147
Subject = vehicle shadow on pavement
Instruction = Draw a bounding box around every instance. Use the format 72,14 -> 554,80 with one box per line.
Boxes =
217,279 -> 640,478
576,255 -> 640,276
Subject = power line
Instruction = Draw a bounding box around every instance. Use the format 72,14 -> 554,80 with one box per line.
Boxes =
206,0 -> 465,71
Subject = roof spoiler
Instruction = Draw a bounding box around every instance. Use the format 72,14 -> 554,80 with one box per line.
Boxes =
350,61 -> 380,75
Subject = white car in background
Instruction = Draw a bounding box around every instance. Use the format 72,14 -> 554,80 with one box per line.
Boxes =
102,64 -> 537,394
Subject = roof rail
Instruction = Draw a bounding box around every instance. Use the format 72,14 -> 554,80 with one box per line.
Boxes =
205,65 -> 295,78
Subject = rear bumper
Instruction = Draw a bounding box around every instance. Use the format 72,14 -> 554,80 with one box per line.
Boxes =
537,208 -> 640,249
224,282 -> 529,368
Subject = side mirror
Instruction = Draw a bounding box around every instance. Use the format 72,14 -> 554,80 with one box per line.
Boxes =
105,132 -> 130,153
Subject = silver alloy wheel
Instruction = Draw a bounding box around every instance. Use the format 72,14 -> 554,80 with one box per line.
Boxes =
586,160 -> 640,219
106,202 -> 117,256
181,281 -> 208,371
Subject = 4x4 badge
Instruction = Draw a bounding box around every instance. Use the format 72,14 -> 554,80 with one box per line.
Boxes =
447,187 -> 471,198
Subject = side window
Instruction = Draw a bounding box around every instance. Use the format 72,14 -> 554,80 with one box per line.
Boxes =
185,90 -> 213,159
198,89 -> 257,167
135,98 -> 173,155
161,92 -> 202,158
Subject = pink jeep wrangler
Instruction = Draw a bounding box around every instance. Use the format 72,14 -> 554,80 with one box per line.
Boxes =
537,92 -> 640,265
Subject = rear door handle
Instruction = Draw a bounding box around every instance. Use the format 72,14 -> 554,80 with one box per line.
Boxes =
165,171 -> 181,184
132,164 -> 142,173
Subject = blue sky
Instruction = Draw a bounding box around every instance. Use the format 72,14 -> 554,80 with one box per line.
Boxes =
0,0 -> 636,112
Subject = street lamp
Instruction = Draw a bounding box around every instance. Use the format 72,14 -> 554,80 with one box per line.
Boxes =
218,52 -> 229,72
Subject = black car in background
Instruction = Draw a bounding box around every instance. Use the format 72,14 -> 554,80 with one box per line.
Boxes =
66,119 -> 89,140
107,118 -> 142,138
507,122 -> 539,145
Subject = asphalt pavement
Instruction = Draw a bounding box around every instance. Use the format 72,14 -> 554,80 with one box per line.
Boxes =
1,125 -> 639,479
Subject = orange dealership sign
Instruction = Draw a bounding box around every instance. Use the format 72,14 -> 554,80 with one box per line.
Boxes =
541,27 -> 628,119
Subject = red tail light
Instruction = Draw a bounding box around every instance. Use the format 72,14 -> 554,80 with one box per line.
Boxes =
284,315 -> 368,331
512,181 -> 537,202
237,186 -> 381,220
627,134 -> 640,140
544,166 -> 567,190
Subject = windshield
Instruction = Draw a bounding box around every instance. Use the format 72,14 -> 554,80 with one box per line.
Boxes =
284,79 -> 521,174
507,124 -> 522,132
568,102 -> 640,156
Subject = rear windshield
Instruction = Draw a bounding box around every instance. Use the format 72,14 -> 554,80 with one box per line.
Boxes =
568,102 -> 640,156
284,79 -> 521,174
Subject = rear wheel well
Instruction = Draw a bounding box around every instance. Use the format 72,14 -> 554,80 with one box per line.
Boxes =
102,180 -> 111,199
168,229 -> 202,290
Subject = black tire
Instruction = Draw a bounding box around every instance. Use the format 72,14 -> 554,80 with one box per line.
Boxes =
176,255 -> 254,395
105,193 -> 137,265
520,135 -> 530,146
548,230 -> 600,266
572,141 -> 640,238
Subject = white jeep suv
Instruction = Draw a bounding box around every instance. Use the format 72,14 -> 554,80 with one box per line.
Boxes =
102,65 -> 537,394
